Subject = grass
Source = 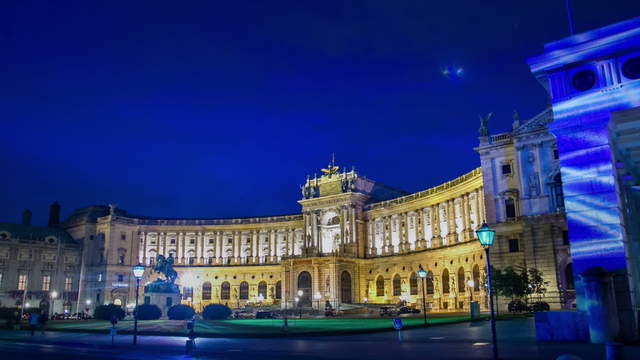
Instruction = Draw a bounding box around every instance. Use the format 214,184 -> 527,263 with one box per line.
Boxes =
36,315 -> 472,337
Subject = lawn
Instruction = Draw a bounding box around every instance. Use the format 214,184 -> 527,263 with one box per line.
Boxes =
41,315 -> 471,337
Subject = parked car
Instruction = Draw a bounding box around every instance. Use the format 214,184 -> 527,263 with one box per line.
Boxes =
508,300 -> 528,313
398,306 -> 420,314
255,311 -> 275,319
528,301 -> 550,312
379,307 -> 398,317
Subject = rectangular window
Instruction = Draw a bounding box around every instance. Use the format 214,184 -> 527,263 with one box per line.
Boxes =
553,149 -> 559,160
121,232 -> 126,241
562,230 -> 570,246
171,239 -> 176,245
505,199 -> 516,219
18,274 -> 27,290
508,239 -> 520,253
64,277 -> 73,291
501,164 -> 512,175
208,239 -> 214,244
42,275 -> 51,291
190,239 -> 195,245
117,274 -> 124,282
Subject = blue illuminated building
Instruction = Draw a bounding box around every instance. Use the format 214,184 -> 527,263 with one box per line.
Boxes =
528,16 -> 640,342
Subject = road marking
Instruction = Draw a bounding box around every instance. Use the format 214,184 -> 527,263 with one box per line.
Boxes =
429,337 -> 445,340
473,342 -> 489,346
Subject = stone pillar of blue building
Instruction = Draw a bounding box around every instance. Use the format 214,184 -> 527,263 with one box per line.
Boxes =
528,17 -> 640,342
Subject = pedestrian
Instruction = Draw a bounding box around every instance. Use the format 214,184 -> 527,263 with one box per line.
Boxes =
29,312 -> 39,336
39,312 -> 48,335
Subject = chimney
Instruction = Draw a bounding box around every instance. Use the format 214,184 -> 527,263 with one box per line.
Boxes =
22,209 -> 32,226
48,201 -> 61,227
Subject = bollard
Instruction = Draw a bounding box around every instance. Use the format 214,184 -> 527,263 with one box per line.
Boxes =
606,342 -> 623,360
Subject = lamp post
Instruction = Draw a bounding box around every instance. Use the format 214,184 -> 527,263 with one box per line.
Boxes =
467,280 -> 475,302
418,268 -> 428,327
132,263 -> 145,345
314,292 -> 322,311
50,290 -> 58,318
297,290 -> 303,319
476,223 -> 498,360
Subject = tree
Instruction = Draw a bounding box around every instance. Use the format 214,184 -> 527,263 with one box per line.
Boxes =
167,304 -> 195,320
202,304 -> 231,320
136,304 -> 162,320
491,266 -> 548,302
94,304 -> 125,321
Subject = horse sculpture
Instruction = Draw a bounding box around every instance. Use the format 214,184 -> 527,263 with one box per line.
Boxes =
153,254 -> 178,284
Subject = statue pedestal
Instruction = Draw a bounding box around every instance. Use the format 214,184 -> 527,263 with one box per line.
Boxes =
143,279 -> 181,319
145,292 -> 181,319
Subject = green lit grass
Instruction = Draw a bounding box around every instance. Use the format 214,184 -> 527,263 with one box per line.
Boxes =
41,315 -> 471,337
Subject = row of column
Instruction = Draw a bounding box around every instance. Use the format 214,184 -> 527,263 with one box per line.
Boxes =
367,190 -> 485,256
139,229 -> 302,265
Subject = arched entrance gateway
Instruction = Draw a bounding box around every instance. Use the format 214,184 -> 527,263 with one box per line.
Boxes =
297,271 -> 312,307
340,271 -> 352,304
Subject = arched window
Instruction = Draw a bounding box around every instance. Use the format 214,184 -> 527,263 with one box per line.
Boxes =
442,269 -> 450,294
472,265 -> 480,291
409,272 -> 418,295
258,281 -> 267,299
275,280 -> 282,299
458,267 -> 466,293
393,274 -> 401,296
565,263 -> 574,290
426,271 -> 434,295
376,276 -> 385,297
239,281 -> 249,300
220,282 -> 230,300
202,282 -> 212,300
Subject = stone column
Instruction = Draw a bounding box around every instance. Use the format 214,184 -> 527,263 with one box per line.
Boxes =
384,216 -> 392,254
400,213 -> 409,252
140,231 -> 147,264
215,232 -> 222,264
447,200 -> 457,244
368,221 -> 375,256
162,232 -> 168,257
431,205 -> 441,248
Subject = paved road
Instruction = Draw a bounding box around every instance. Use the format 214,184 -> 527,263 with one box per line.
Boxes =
0,319 -> 638,359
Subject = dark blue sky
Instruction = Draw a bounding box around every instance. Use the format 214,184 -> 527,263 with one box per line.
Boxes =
2,1 -> 639,225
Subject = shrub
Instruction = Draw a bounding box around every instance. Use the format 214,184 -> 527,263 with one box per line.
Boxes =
202,304 -> 231,320
136,304 -> 162,320
167,304 -> 195,320
94,304 -> 125,321
0,307 -> 20,320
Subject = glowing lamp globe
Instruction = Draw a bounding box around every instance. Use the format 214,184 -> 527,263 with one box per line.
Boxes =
418,268 -> 427,279
476,223 -> 496,247
132,263 -> 145,280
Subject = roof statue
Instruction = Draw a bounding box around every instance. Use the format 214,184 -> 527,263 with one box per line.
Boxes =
321,153 -> 339,176
478,112 -> 492,137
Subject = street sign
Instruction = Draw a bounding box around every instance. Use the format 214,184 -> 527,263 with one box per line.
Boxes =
393,318 -> 403,330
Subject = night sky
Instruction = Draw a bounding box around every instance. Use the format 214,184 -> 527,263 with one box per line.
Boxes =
2,1 -> 639,225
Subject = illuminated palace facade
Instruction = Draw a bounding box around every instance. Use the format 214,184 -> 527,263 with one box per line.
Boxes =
63,167 -> 490,313
55,109 -> 571,315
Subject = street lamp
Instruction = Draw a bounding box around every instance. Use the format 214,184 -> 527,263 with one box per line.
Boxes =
314,292 -> 322,310
132,263 -> 145,345
476,222 -> 498,360
418,267 -> 428,327
50,290 -> 58,318
467,279 -> 475,302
